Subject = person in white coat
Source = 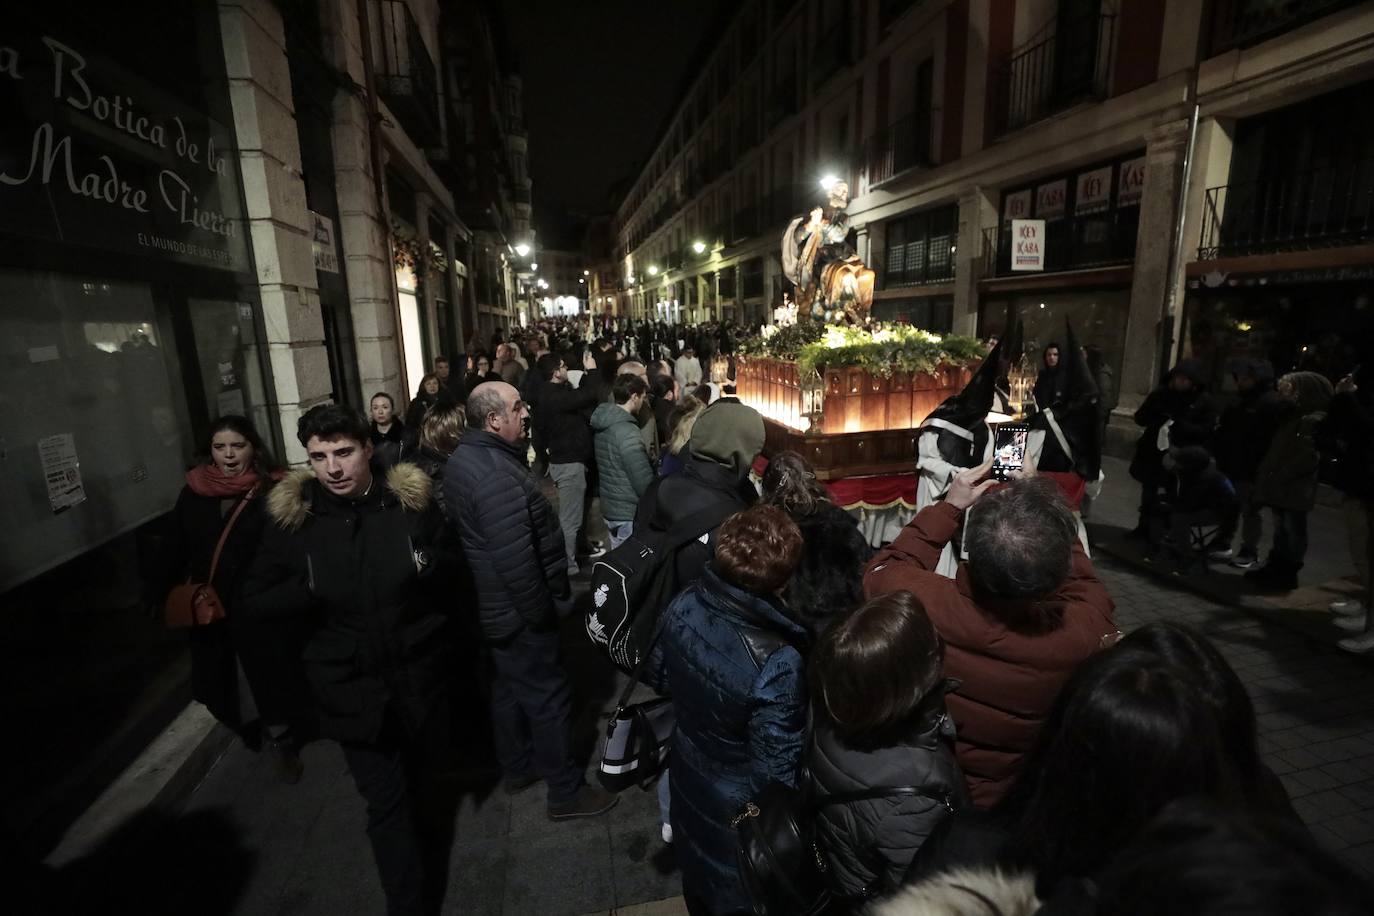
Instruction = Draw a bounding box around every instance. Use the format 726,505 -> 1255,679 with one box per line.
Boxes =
914,339 -> 1005,577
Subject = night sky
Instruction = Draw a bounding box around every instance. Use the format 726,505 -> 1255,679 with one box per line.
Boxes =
504,0 -> 730,237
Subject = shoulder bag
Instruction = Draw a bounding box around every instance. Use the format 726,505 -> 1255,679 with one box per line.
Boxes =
164,487 -> 257,629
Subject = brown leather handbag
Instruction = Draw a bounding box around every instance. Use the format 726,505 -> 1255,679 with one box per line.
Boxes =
164,487 -> 257,629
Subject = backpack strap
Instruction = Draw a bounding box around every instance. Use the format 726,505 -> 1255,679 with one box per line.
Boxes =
814,785 -> 954,810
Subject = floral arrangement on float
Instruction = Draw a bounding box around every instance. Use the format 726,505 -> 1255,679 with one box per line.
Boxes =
738,323 -> 985,376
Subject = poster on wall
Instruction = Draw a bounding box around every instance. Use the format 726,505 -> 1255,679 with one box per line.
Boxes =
1118,156 -> 1147,207
1075,165 -> 1114,213
38,434 -> 87,514
1011,219 -> 1046,272
1003,189 -> 1033,221
1035,179 -> 1067,220
310,210 -> 340,273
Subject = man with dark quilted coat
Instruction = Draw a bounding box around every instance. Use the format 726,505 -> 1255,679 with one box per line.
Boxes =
445,381 -> 617,821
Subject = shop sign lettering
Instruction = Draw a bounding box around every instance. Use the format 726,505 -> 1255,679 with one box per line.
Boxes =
311,211 -> 340,274
1003,189 -> 1032,220
1118,156 -> 1146,207
1075,165 -> 1113,213
1011,219 -> 1045,272
1035,179 -> 1067,220
0,33 -> 246,271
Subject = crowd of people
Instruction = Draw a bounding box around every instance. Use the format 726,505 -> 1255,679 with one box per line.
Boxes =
158,315 -> 1374,915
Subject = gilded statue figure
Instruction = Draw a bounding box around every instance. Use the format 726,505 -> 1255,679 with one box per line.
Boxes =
781,180 -> 875,325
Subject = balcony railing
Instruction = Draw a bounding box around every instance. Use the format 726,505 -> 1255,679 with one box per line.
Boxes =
1208,0 -> 1362,54
767,74 -> 797,127
865,108 -> 937,187
1197,160 -> 1374,260
991,14 -> 1116,138
981,210 -> 1139,278
811,20 -> 851,86
373,1 -> 440,147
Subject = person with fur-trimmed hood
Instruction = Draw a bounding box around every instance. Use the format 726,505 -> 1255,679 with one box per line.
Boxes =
914,337 -> 1002,577
242,404 -> 459,915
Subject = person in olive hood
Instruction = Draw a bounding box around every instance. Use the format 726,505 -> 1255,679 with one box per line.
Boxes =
242,404 -> 458,915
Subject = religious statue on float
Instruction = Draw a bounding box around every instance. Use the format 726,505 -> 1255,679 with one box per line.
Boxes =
781,179 -> 876,325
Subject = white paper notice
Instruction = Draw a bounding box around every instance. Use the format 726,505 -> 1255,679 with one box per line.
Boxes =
39,434 -> 87,514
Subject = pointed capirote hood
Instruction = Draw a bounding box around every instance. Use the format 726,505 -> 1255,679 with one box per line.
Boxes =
923,336 -> 1003,429
1030,318 -> 1104,480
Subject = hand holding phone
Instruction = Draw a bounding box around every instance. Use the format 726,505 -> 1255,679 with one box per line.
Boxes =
948,460 -> 997,511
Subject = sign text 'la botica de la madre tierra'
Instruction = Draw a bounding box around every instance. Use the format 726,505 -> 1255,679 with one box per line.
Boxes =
0,33 -> 249,271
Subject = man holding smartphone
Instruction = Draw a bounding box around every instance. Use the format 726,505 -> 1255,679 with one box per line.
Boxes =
865,461 -> 1118,808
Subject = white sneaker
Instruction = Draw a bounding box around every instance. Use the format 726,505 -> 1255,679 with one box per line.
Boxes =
661,823 -> 673,844
1330,599 -> 1365,616
1334,614 -> 1368,633
1338,631 -> 1374,654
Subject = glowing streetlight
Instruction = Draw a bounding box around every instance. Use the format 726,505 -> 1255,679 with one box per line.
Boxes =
579,278 -> 585,284
819,174 -> 840,190
514,244 -> 530,257
692,240 -> 706,254
648,265 -> 659,276
530,262 -> 538,271
583,269 -> 590,276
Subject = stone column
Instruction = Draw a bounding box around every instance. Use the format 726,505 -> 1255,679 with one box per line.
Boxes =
1116,120 -> 1191,413
445,224 -> 467,349
220,0 -> 329,465
954,185 -> 998,337
327,8 -> 401,411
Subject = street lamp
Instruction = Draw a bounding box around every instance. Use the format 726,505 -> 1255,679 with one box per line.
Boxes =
692,240 -> 706,254
819,174 -> 840,190
583,269 -> 590,276
648,265 -> 659,276
514,243 -> 530,257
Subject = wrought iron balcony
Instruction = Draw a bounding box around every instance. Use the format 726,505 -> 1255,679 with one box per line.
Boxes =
981,210 -> 1139,278
885,234 -> 956,287
991,14 -> 1116,138
373,1 -> 440,147
1208,0 -> 1362,54
865,108 -> 938,187
1197,160 -> 1374,260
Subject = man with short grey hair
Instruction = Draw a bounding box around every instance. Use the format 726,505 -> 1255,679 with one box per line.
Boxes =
446,381 -> 617,820
865,463 -> 1117,808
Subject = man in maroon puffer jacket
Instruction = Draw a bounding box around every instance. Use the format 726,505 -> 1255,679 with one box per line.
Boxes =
864,462 -> 1118,808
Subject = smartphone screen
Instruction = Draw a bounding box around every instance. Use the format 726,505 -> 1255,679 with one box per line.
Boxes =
992,424 -> 1029,481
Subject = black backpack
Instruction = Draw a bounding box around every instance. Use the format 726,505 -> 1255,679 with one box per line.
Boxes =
586,499 -> 739,672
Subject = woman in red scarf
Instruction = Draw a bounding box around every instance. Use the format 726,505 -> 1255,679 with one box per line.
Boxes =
164,416 -> 305,782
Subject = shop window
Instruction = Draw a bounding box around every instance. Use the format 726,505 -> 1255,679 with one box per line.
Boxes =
978,288 -> 1132,400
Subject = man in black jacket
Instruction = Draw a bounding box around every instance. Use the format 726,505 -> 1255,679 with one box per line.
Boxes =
445,381 -> 618,820
243,405 -> 456,915
1129,359 -> 1219,536
535,352 -> 602,575
1210,360 -> 1284,568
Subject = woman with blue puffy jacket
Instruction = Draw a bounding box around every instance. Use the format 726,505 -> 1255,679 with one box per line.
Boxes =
660,504 -> 807,915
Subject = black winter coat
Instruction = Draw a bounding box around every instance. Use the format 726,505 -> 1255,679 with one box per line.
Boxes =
810,701 -> 966,901
444,429 -> 570,641
1130,384 -> 1218,482
538,379 -> 599,465
1319,389 -> 1374,499
1213,386 -> 1285,482
787,502 -> 873,637
241,464 -> 455,744
635,453 -> 754,590
166,483 -> 301,727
